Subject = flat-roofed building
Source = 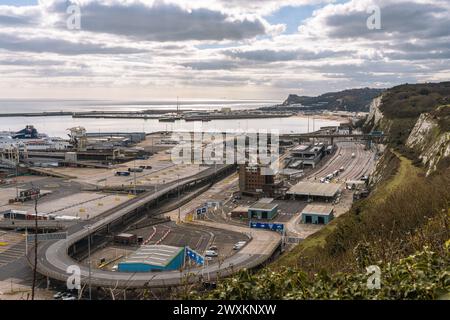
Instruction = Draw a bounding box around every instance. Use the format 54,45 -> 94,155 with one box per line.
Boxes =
118,245 -> 185,272
114,233 -> 137,245
279,168 -> 304,180
290,144 -> 325,168
248,200 -> 279,220
301,204 -> 334,224
230,206 -> 249,219
287,182 -> 341,201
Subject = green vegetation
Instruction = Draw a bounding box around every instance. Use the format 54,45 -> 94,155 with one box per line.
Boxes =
186,149 -> 449,300
380,82 -> 450,120
185,82 -> 450,300
273,150 -> 449,275
188,246 -> 449,300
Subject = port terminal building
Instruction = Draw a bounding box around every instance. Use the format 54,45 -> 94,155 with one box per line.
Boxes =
301,205 -> 334,225
287,182 -> 341,201
288,144 -> 326,168
248,198 -> 279,220
118,245 -> 185,272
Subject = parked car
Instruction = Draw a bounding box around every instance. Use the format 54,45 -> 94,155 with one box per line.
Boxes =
209,245 -> 218,251
115,171 -> 130,176
205,250 -> 218,257
233,241 -> 246,250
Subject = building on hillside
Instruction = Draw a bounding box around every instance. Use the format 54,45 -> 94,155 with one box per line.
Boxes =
301,205 -> 334,224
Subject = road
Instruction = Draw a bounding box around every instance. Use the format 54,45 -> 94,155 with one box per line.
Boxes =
284,140 -> 376,238
306,141 -> 375,182
27,164 -> 281,289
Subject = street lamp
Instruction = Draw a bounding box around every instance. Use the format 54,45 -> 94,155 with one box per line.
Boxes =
133,160 -> 137,196
84,225 -> 92,300
177,174 -> 181,224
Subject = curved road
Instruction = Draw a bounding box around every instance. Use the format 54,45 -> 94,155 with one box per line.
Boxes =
32,165 -> 281,289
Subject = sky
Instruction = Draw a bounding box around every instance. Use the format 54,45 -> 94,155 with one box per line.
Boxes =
0,0 -> 449,101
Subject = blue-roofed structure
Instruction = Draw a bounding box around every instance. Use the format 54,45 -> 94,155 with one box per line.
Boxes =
118,245 -> 185,272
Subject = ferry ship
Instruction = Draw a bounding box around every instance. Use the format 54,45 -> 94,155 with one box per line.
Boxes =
0,126 -> 71,151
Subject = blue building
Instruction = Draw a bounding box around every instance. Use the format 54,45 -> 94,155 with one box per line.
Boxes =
118,245 -> 185,272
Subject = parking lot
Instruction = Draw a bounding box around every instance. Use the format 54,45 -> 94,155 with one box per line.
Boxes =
1,191 -> 131,220
0,176 -> 84,209
0,231 -> 25,268
40,149 -> 208,188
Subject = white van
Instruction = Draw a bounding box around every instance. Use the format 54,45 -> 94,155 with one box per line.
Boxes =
233,241 -> 246,250
205,250 -> 218,257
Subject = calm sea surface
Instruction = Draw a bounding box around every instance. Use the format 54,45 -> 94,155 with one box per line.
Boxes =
0,99 -> 338,138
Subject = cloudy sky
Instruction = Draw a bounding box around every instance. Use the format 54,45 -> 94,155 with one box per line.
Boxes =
0,0 -> 449,100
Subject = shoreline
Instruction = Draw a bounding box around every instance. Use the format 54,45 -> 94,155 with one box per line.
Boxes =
291,113 -> 352,123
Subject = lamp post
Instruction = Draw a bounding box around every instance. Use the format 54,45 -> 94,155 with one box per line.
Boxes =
84,225 -> 92,300
133,160 -> 137,196
177,174 -> 181,224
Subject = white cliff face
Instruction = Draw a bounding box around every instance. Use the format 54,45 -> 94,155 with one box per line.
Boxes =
365,96 -> 383,127
366,95 -> 449,177
406,112 -> 450,176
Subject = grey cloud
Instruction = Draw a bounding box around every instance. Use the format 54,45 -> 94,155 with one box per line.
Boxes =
48,1 -> 267,41
324,2 -> 449,39
0,6 -> 41,26
225,48 -> 351,62
387,50 -> 450,61
0,33 -> 146,55
181,60 -> 240,70
384,39 -> 450,60
306,60 -> 438,74
0,58 -> 66,66
0,14 -> 32,25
